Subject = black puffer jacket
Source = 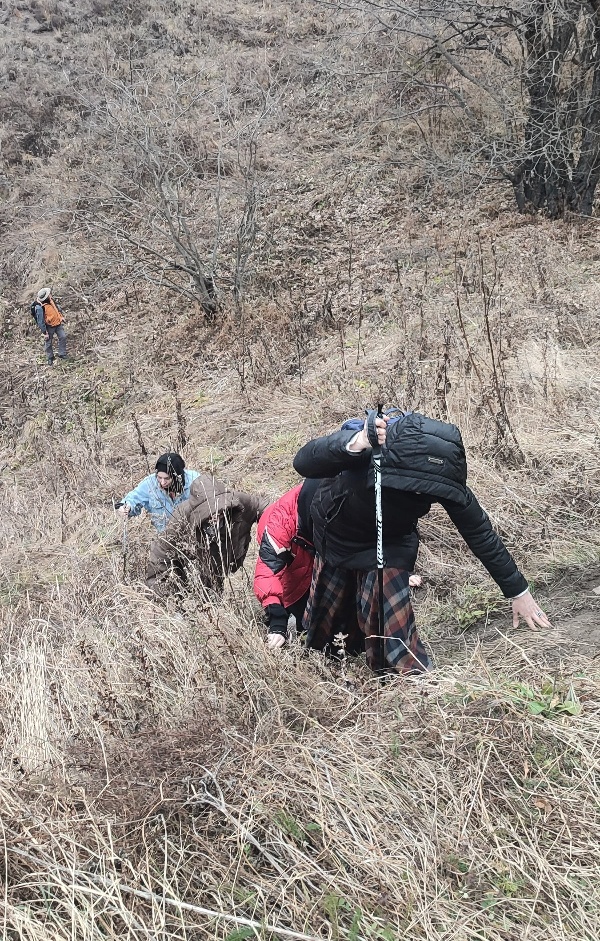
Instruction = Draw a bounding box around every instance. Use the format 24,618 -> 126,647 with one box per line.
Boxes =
293,429 -> 528,599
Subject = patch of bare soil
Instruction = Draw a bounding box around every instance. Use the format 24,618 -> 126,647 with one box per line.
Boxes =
435,566 -> 600,666
542,568 -> 600,659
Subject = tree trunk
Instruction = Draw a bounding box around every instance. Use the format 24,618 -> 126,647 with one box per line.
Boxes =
570,13 -> 600,214
514,1 -> 600,217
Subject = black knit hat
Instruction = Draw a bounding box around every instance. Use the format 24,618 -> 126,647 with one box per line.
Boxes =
155,452 -> 186,493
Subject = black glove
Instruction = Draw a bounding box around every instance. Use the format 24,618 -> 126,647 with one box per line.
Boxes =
266,603 -> 288,637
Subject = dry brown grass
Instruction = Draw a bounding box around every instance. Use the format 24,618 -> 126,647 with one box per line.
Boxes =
1,616 -> 600,940
1,0 -> 600,938
1,284 -> 599,936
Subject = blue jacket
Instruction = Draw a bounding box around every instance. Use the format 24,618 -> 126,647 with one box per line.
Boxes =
121,470 -> 200,532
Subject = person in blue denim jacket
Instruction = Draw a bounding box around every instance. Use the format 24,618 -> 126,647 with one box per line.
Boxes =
117,452 -> 200,532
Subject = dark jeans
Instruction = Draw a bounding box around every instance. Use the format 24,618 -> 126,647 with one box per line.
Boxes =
45,324 -> 67,362
286,592 -> 309,627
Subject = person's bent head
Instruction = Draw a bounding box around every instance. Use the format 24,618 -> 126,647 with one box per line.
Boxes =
155,452 -> 186,493
37,287 -> 51,303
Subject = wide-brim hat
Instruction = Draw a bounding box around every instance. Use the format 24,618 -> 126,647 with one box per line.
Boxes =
37,287 -> 51,302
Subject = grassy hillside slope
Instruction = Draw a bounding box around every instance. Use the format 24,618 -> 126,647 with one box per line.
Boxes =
1,1 -> 600,938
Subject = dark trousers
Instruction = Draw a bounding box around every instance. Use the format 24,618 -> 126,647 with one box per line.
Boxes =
286,592 -> 309,626
45,324 -> 67,362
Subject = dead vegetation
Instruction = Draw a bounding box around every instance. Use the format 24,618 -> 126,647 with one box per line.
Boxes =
3,599 -> 600,940
1,0 -> 600,938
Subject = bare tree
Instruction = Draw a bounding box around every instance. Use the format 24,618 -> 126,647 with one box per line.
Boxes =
87,127 -> 219,317
322,0 -> 600,217
514,0 -> 600,215
67,57 -> 283,317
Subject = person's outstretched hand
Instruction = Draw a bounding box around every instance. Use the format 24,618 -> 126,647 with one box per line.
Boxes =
512,590 -> 551,630
266,633 -> 286,650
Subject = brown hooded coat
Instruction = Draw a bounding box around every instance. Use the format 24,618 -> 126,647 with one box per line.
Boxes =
146,473 -> 269,594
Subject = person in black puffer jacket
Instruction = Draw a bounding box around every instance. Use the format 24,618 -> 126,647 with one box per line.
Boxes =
293,413 -> 550,675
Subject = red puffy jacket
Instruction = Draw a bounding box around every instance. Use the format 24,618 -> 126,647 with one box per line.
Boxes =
254,483 -> 315,610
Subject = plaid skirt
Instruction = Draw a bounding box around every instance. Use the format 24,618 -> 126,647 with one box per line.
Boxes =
303,554 -> 431,674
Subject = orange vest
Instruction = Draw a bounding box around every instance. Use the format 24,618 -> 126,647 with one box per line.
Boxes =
42,298 -> 63,327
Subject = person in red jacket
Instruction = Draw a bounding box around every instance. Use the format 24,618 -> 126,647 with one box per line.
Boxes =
254,478 -> 424,651
254,479 -> 321,649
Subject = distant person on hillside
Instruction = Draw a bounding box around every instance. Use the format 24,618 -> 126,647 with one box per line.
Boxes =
293,410 -> 551,675
116,452 -> 200,533
146,474 -> 269,597
34,287 -> 67,365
